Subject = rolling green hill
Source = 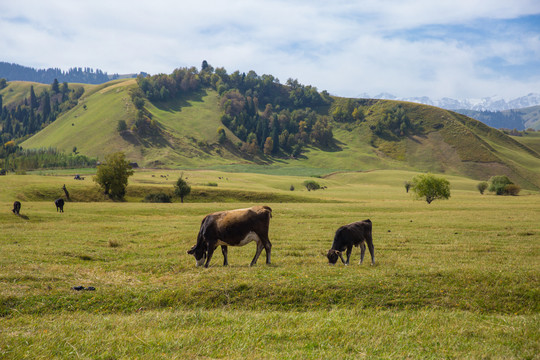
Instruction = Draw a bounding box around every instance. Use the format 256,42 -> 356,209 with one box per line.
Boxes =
20,79 -> 245,167
10,78 -> 540,190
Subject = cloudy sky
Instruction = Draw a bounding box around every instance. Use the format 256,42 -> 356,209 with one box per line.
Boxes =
1,0 -> 539,100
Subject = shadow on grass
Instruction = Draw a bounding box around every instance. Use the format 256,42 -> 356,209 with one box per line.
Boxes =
151,89 -> 208,113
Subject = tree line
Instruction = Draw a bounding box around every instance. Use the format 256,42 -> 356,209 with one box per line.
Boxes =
0,62 -> 118,84
0,143 -> 96,171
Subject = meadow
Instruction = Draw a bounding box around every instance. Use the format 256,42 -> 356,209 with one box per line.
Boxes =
0,169 -> 538,359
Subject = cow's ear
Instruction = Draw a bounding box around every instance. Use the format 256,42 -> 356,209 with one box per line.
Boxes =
187,245 -> 196,255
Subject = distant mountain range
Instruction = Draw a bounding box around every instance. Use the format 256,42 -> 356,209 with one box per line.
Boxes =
360,92 -> 540,130
362,92 -> 540,112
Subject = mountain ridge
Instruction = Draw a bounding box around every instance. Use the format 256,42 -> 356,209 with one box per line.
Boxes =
362,92 -> 540,112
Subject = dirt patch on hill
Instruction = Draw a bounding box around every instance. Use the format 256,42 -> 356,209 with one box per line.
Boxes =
406,132 -> 466,174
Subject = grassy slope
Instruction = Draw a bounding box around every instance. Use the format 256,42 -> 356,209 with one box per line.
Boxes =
513,131 -> 540,154
0,170 -> 538,358
21,82 -> 247,167
22,79 -> 141,162
0,81 -> 93,107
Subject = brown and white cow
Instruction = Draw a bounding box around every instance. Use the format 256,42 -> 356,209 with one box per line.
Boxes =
327,219 -> 375,265
187,205 -> 273,268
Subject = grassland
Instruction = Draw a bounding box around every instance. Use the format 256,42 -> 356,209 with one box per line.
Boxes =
0,169 -> 538,359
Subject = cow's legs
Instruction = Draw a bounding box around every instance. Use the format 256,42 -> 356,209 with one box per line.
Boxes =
221,246 -> 228,266
263,236 -> 272,264
359,242 -> 366,264
366,238 -> 375,265
250,241 -> 264,266
345,246 -> 352,265
204,245 -> 216,268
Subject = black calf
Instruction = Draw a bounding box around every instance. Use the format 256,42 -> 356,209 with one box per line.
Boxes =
55,198 -> 65,212
12,201 -> 21,215
327,219 -> 375,265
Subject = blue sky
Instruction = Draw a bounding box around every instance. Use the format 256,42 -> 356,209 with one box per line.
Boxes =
1,0 -> 539,100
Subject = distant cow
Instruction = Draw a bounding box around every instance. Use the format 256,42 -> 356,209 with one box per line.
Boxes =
327,219 -> 375,265
55,198 -> 65,212
12,201 -> 21,215
188,206 -> 273,268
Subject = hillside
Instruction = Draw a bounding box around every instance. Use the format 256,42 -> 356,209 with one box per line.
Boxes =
20,79 -> 248,167
11,75 -> 540,190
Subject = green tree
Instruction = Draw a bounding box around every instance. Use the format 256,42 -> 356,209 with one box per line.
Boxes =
217,126 -> 227,143
93,152 -> 134,200
263,137 -> 274,155
477,181 -> 488,195
29,86 -> 37,110
488,175 -> 513,195
303,179 -> 321,191
174,175 -> 191,203
117,120 -> 128,132
410,173 -> 450,204
41,91 -> 51,121
51,78 -> 60,94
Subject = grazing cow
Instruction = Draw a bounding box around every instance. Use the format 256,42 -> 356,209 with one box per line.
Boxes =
327,219 -> 375,265
188,205 -> 273,268
55,198 -> 65,212
12,201 -> 21,215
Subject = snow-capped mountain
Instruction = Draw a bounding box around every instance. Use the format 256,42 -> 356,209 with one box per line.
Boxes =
364,93 -> 540,112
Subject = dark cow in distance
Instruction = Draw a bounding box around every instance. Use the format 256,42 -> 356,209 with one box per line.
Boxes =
55,198 -> 65,212
188,206 -> 273,268
12,201 -> 21,215
327,219 -> 375,265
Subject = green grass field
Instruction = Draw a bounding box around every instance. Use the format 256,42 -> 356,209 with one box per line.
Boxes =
0,170 -> 538,359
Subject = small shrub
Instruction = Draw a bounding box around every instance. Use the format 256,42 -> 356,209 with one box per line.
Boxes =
144,192 -> 172,203
477,181 -> 488,195
108,239 -> 121,248
488,175 -> 513,195
206,182 -> 218,187
503,184 -> 520,196
404,181 -> 412,193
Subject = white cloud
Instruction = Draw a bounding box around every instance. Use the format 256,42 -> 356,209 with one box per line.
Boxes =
1,0 -> 539,99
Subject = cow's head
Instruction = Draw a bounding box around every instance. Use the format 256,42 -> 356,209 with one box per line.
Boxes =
327,249 -> 340,264
187,244 -> 207,267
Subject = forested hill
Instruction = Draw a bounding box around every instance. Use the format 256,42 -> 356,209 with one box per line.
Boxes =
0,62 -> 121,84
